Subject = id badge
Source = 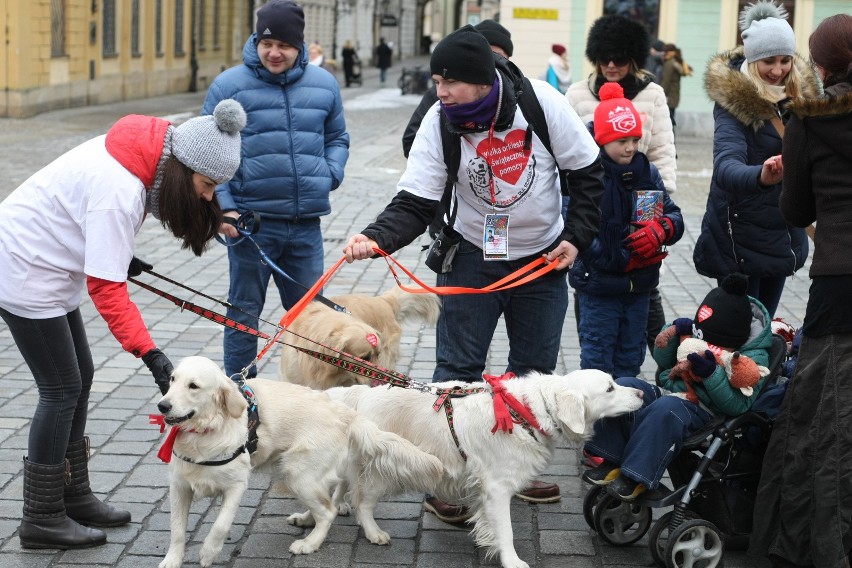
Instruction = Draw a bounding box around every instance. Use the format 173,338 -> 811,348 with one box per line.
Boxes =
483,214 -> 509,259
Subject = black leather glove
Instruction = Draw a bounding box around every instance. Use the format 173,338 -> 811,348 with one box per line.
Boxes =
142,348 -> 173,395
128,256 -> 153,278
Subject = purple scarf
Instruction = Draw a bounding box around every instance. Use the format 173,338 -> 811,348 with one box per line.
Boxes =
440,78 -> 500,129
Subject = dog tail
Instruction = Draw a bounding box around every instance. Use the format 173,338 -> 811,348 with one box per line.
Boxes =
348,415 -> 443,492
382,287 -> 441,326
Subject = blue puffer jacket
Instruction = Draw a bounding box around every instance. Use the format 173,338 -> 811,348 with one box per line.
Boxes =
693,48 -> 817,278
203,36 -> 349,220
569,152 -> 683,296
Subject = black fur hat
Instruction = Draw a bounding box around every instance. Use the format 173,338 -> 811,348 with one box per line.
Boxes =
584,15 -> 650,67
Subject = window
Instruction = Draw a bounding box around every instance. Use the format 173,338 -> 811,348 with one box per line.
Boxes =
50,0 -> 66,57
131,0 -> 141,55
175,0 -> 185,56
604,0 -> 661,40
103,0 -> 117,56
198,0 -> 206,51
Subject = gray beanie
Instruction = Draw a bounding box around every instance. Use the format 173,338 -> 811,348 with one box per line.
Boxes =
739,1 -> 796,62
172,99 -> 246,184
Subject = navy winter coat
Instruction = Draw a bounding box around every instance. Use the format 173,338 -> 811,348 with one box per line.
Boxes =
693,48 -> 817,278
203,36 -> 349,220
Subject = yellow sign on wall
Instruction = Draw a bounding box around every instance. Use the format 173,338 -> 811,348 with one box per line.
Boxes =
513,8 -> 559,20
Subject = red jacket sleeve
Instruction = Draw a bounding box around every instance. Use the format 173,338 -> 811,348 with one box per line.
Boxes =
87,276 -> 156,357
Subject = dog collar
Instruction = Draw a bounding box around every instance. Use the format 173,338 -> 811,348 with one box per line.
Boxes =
173,444 -> 247,467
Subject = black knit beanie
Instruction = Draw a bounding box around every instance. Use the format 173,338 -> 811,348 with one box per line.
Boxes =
256,0 -> 305,48
474,20 -> 513,57
694,273 -> 753,349
585,15 -> 650,67
431,25 -> 496,85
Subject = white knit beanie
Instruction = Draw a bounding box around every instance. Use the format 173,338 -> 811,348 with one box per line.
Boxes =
172,99 -> 246,184
739,1 -> 796,62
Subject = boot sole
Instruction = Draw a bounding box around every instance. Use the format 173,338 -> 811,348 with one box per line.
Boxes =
20,539 -> 106,550
423,501 -> 473,524
513,493 -> 562,504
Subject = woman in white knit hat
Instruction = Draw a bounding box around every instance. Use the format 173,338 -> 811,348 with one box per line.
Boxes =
0,99 -> 245,550
693,1 -> 819,318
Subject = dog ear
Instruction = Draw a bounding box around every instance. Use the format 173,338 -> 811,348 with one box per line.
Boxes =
555,390 -> 588,435
221,384 -> 247,419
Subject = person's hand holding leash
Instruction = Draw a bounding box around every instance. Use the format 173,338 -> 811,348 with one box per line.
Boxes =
127,257 -> 153,278
344,234 -> 379,262
544,240 -> 578,270
219,211 -> 241,239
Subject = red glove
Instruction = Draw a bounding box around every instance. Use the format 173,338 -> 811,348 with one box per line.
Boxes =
625,218 -> 675,258
625,250 -> 668,272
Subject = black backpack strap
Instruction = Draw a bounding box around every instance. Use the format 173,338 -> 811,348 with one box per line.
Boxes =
438,111 -> 459,227
517,77 -> 570,195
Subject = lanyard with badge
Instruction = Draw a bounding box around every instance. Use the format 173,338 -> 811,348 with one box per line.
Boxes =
463,122 -> 509,260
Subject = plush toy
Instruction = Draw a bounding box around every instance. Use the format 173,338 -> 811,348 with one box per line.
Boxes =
668,337 -> 770,403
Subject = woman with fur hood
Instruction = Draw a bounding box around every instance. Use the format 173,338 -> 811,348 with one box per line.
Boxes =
749,14 -> 852,568
693,1 -> 819,318
565,14 -> 676,355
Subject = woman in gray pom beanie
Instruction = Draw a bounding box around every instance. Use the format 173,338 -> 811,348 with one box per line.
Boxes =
694,0 -> 820,318
0,99 -> 245,550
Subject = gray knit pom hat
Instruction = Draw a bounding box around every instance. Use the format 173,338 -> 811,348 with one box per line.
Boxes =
740,1 -> 796,62
172,99 -> 246,184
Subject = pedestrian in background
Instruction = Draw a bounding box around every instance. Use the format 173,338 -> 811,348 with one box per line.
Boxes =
645,39 -> 665,83
545,43 -> 572,94
308,41 -> 337,76
376,37 -> 392,85
660,43 -> 692,138
693,0 -> 818,318
203,0 -> 349,379
0,99 -> 245,549
750,13 -> 852,568
345,25 -> 605,522
565,14 -> 676,355
341,39 -> 359,87
569,82 -> 683,378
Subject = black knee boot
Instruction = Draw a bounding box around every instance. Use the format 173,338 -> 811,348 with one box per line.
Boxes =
64,437 -> 131,527
19,457 -> 106,549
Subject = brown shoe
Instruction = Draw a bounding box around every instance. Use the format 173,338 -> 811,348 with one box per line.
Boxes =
514,480 -> 561,503
423,497 -> 472,524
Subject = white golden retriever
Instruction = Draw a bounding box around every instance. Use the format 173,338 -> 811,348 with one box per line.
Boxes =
156,356 -> 443,568
327,369 -> 644,568
279,287 -> 440,390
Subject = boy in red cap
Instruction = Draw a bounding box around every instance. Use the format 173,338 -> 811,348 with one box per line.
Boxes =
569,82 -> 683,379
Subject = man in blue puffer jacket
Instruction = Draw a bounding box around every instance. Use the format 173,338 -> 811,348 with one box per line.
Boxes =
202,0 -> 350,377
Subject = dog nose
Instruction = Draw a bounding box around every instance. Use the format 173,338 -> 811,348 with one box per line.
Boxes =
636,389 -> 644,399
157,400 -> 171,414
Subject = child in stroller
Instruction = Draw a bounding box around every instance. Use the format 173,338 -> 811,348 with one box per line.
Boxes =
581,273 -> 788,567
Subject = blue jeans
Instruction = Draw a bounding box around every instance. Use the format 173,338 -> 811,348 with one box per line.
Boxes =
0,307 -> 93,464
223,217 -> 324,377
433,239 -> 568,382
741,275 -> 785,318
577,290 -> 649,378
585,377 -> 714,489
380,67 -> 388,83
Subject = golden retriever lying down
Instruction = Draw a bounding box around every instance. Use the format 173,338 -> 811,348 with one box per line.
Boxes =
155,356 -> 443,568
326,370 -> 644,568
279,287 -> 440,389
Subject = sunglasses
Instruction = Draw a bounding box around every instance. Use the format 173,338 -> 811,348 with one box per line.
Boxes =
597,57 -> 631,67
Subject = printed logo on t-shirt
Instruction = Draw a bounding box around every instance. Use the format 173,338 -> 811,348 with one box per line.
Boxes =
465,128 -> 536,209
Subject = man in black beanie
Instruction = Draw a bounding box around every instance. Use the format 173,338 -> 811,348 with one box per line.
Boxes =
402,20 -> 513,157
346,23 -> 606,528
203,0 -> 350,380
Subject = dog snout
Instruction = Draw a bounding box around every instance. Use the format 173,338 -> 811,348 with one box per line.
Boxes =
635,389 -> 644,399
157,400 -> 172,414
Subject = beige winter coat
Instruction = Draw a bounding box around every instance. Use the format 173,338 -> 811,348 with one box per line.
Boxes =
565,74 -> 677,192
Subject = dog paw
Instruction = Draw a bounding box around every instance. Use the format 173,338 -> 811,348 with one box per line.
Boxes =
289,538 -> 319,554
287,511 -> 316,527
159,554 -> 183,568
199,543 -> 223,567
337,502 -> 352,516
365,528 -> 391,545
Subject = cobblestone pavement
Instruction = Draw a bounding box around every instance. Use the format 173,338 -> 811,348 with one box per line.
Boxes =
0,57 -> 806,567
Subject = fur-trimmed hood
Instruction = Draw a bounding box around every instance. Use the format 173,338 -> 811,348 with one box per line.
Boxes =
704,46 -> 821,131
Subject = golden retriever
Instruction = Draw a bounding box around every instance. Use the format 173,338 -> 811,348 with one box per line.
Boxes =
326,370 -> 644,568
279,287 -> 440,389
155,356 -> 443,568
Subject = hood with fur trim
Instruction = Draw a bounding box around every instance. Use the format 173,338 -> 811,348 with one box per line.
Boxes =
704,46 -> 820,131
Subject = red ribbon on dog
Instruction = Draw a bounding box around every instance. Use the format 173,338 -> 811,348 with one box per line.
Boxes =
482,373 -> 542,435
149,414 -> 177,463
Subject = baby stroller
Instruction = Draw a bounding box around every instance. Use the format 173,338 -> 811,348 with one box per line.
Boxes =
349,55 -> 362,86
583,332 -> 790,568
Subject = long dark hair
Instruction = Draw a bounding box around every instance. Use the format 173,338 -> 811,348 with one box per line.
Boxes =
809,14 -> 852,87
157,155 -> 223,256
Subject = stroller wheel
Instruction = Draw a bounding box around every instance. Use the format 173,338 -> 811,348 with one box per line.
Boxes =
582,485 -> 606,529
648,510 -> 700,567
663,518 -> 724,568
592,493 -> 652,546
